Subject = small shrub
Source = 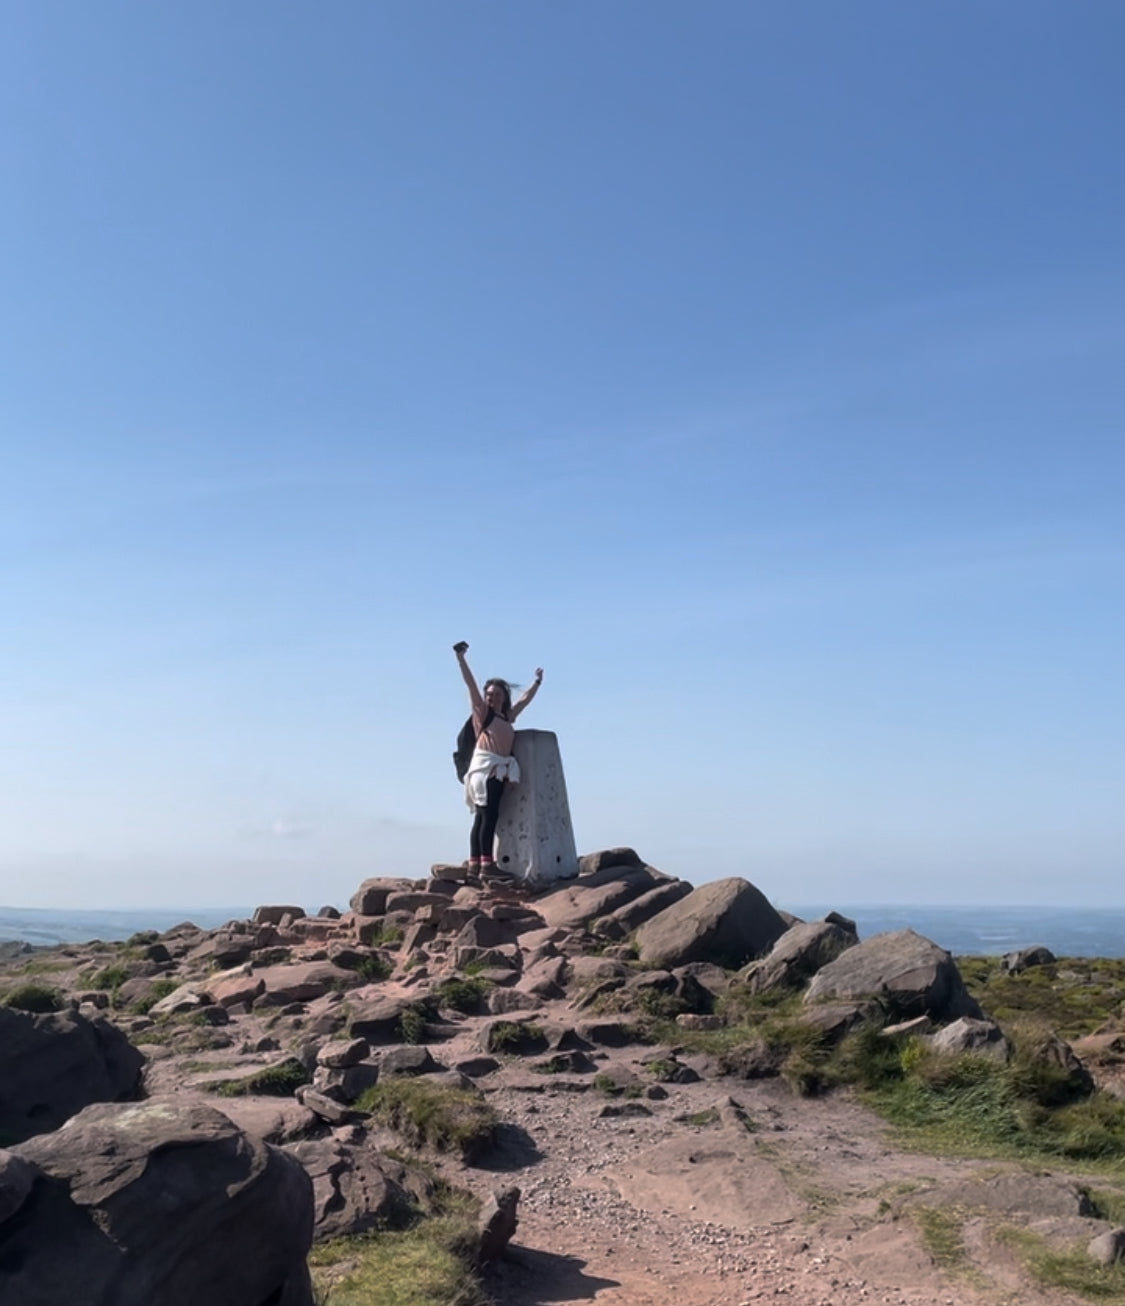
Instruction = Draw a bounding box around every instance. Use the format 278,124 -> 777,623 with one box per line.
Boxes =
354,953 -> 392,983
4,983 -> 63,1013
635,987 -> 689,1021
355,1079 -> 498,1161
433,977 -> 491,1015
90,964 -> 132,994
400,1004 -> 431,1045
487,1020 -> 546,1053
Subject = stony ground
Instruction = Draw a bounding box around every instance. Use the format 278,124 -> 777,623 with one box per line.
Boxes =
418,1006 -> 1100,1306
5,869 -> 1122,1306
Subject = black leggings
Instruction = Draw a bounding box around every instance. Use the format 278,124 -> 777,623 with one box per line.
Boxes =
470,778 -> 505,861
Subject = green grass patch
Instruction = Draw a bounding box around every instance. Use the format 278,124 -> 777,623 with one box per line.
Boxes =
911,1205 -> 967,1270
366,925 -> 404,948
213,1057 -> 311,1098
356,1079 -> 498,1161
866,1039 -> 1125,1168
310,1215 -> 486,1306
959,955 -> 1125,1041
3,983 -> 64,1013
997,1225 -> 1125,1302
90,964 -> 132,993
351,953 -> 393,983
1086,1186 -> 1125,1225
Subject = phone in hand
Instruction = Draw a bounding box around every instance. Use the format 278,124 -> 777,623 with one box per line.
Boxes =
453,641 -> 469,654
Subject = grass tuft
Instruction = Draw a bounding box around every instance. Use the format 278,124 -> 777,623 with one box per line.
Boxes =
4,983 -> 64,1013
213,1057 -> 310,1097
356,1079 -> 498,1161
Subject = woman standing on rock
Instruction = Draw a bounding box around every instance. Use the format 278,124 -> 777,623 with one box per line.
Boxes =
453,641 -> 543,871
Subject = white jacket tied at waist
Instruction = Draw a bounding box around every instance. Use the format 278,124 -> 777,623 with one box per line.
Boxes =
464,749 -> 521,808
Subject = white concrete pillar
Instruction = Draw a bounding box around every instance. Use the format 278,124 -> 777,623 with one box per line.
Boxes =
493,729 -> 579,885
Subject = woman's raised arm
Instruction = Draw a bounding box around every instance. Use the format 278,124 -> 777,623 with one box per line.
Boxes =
453,642 -> 485,715
511,667 -> 544,720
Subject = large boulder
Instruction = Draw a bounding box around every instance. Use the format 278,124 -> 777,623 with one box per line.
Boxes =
3,1099 -> 314,1306
592,880 -> 694,940
634,878 -> 788,970
285,1137 -> 426,1239
535,862 -> 673,931
803,929 -> 983,1023
740,915 -> 859,995
0,1006 -> 145,1143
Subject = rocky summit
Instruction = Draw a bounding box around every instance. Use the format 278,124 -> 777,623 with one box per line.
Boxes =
2,850 -> 1124,1306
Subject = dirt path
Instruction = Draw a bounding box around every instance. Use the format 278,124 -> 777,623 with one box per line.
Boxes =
430,1045 -> 1093,1306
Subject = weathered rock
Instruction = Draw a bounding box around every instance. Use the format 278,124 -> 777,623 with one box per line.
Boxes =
295,1087 -> 355,1126
1088,1227 -> 1125,1266
379,1046 -> 439,1077
804,930 -> 983,1023
0,1150 -> 35,1222
285,1137 -> 422,1240
516,956 -> 568,999
487,988 -> 541,1015
904,1171 -> 1095,1219
150,983 -> 210,1016
635,877 -> 788,970
718,1039 -> 787,1079
312,1062 -> 381,1103
1020,1031 -> 1095,1101
209,972 -> 266,1008
577,848 -> 644,875
455,915 -> 519,949
6,1099 -> 314,1306
0,1007 -> 145,1143
592,879 -> 694,940
800,999 -> 885,1041
384,891 -> 438,915
537,862 -> 670,931
740,917 -> 858,995
253,905 -> 307,926
317,1038 -> 370,1069
1003,945 -> 1057,973
574,1018 -> 635,1048
431,862 -> 471,882
350,878 -> 415,916
349,995 -> 417,1044
929,1017 -> 1011,1061
253,960 -> 356,1005
477,1185 -> 520,1264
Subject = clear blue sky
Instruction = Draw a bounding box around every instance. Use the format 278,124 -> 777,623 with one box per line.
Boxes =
2,2 -> 1122,911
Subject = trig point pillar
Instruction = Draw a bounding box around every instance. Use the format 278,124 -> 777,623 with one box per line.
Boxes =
494,729 -> 579,886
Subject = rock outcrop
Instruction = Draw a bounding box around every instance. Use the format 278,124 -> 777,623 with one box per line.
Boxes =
635,877 -> 788,970
0,1006 -> 144,1143
2,1100 -> 314,1306
803,928 -> 984,1023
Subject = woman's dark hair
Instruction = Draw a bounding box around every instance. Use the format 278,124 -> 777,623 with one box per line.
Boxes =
484,678 -> 512,717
